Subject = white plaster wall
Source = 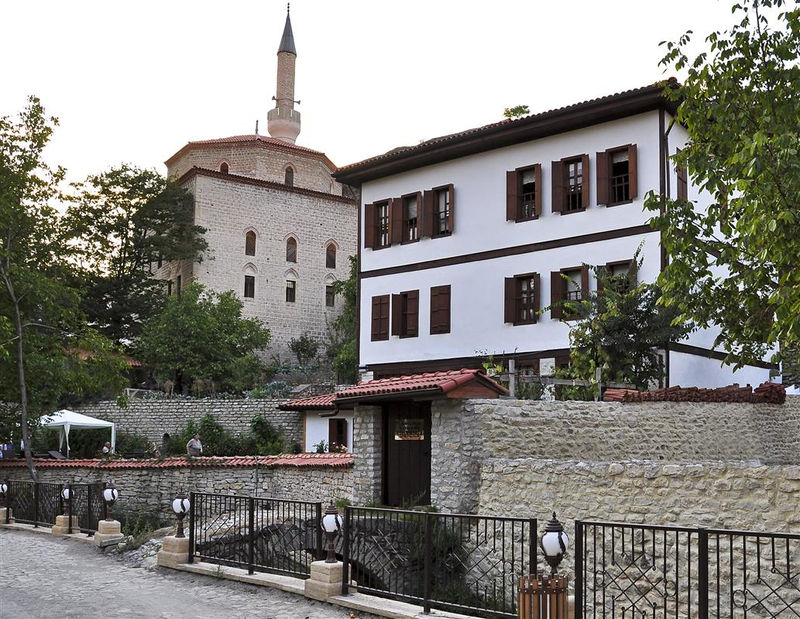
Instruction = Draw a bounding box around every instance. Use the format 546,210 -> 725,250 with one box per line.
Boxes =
304,411 -> 354,452
361,111 -> 661,272
669,350 -> 771,389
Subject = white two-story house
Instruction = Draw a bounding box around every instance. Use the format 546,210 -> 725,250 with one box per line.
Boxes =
333,82 -> 775,388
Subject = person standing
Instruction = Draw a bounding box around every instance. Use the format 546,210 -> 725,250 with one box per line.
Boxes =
186,433 -> 203,456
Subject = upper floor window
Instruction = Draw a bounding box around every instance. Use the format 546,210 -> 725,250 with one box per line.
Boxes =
432,185 -> 452,237
430,285 -> 451,335
371,294 -> 390,341
244,275 -> 255,298
220,162 -> 229,174
402,193 -> 420,242
552,155 -> 589,214
599,260 -> 638,295
597,144 -> 638,206
285,166 -> 294,187
550,266 -> 589,320
326,285 -> 335,307
392,290 -> 419,338
507,164 -> 542,222
504,273 -> 540,325
286,237 -> 297,262
245,231 -> 256,256
326,243 -> 336,269
286,280 -> 296,303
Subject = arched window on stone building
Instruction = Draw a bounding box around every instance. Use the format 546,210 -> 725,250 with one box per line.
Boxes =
220,162 -> 229,174
285,166 -> 294,187
326,242 -> 336,269
286,237 -> 298,263
245,231 -> 256,256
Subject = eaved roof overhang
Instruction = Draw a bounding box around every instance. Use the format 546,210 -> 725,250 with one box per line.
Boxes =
334,80 -> 680,185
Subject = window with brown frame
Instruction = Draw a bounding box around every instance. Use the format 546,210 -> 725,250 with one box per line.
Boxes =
364,200 -> 392,249
286,237 -> 297,262
245,231 -> 256,256
432,186 -> 452,236
392,290 -> 419,338
328,418 -> 348,450
598,260 -> 638,295
377,200 -> 391,247
244,275 -> 255,298
504,273 -> 540,325
597,144 -> 638,206
285,167 -> 294,186
286,280 -> 296,303
325,285 -> 335,307
551,155 -> 589,214
371,294 -> 390,341
550,266 -> 589,320
326,243 -> 336,268
402,193 -> 420,242
506,164 -> 542,222
220,162 -> 229,174
430,285 -> 451,335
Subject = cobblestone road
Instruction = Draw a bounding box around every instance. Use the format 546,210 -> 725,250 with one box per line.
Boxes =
0,530 -> 374,619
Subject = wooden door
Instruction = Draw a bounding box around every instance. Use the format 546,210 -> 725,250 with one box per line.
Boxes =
384,402 -> 431,507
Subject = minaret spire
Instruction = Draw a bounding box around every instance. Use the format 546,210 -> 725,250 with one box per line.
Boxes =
268,4 -> 301,143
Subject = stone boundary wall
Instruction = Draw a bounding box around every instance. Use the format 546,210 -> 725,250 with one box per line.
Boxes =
1,460 -> 353,521
74,399 -> 302,448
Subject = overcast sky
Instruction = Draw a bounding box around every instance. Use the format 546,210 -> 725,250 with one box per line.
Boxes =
2,0 -> 737,184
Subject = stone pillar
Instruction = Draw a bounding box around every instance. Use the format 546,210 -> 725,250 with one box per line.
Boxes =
0,507 -> 13,524
156,535 -> 190,568
304,560 -> 343,601
51,514 -> 79,535
94,519 -> 123,547
351,405 -> 382,505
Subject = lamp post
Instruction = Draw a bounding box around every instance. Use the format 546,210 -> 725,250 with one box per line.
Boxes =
0,482 -> 8,522
172,491 -> 190,538
61,486 -> 72,518
320,503 -> 342,563
540,512 -> 570,576
102,482 -> 119,521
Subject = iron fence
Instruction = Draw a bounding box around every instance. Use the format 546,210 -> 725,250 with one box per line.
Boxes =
5,480 -> 105,534
576,520 -> 800,618
189,492 -> 323,579
341,506 -> 537,618
70,483 -> 105,535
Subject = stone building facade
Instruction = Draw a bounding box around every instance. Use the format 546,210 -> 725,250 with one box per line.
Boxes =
156,9 -> 357,361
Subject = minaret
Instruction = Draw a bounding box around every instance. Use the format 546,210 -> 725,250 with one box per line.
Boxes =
268,5 -> 301,144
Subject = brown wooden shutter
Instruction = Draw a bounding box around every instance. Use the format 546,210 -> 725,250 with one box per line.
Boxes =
581,154 -> 590,208
406,290 -> 419,337
550,271 -> 563,319
551,161 -> 564,213
391,294 -> 402,336
628,144 -> 638,200
506,170 -> 519,221
430,287 -> 441,333
580,265 -> 590,300
364,204 -> 376,249
446,184 -> 455,234
422,190 -> 434,238
532,272 -> 541,324
430,285 -> 450,334
504,277 -> 516,323
371,296 -> 382,341
534,164 -> 542,217
596,150 -> 609,205
390,198 -> 403,245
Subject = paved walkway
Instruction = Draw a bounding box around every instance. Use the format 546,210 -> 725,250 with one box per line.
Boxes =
0,529 -> 373,619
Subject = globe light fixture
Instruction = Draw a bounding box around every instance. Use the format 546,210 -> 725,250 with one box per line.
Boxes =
540,512 -> 570,575
320,502 -> 342,563
172,491 -> 190,538
61,486 -> 72,516
102,482 -> 119,520
0,482 -> 7,497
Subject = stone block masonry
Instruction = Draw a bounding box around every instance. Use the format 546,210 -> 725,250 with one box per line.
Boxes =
74,399 -> 302,448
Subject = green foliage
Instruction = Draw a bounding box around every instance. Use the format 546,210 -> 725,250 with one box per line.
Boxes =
645,0 -> 800,367
326,255 -> 358,383
163,413 -> 284,456
249,413 -> 283,454
560,256 -> 690,393
137,283 -> 271,393
111,507 -> 168,550
288,333 -> 320,366
503,105 -> 530,119
244,381 -> 292,399
65,165 -> 207,347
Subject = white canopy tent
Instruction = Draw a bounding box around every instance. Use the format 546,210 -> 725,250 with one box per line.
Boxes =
41,409 -> 116,459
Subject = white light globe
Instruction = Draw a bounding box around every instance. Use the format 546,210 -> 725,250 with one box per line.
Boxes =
0,483 -> 7,494
172,497 -> 189,514
541,530 -> 569,557
321,512 -> 341,534
61,488 -> 71,500
103,488 -> 118,502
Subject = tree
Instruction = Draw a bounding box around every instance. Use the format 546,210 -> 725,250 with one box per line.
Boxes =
0,97 -> 127,479
65,165 -> 207,347
645,0 -> 800,367
137,283 -> 271,393
326,255 -> 358,383
503,105 -> 530,119
561,258 -> 690,392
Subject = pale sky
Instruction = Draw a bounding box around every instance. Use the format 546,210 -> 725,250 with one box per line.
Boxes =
2,0 -> 737,185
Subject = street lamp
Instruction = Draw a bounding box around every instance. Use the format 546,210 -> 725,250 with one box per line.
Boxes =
0,482 -> 7,513
540,512 -> 570,575
61,486 -> 72,517
320,503 -> 342,563
102,482 -> 119,520
172,491 -> 190,538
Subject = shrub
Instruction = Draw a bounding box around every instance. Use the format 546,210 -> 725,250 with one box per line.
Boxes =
163,413 -> 285,456
288,333 -> 320,366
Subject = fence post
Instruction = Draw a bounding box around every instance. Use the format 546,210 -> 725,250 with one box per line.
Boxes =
315,502 -> 323,560
6,481 -> 11,524
529,518 -> 538,575
187,491 -> 195,564
341,507 -> 351,596
67,484 -> 73,534
423,512 -> 432,614
86,484 -> 93,536
508,359 -> 516,398
248,497 -> 255,575
574,520 -> 583,619
34,483 -> 40,528
102,482 -> 108,521
698,528 -> 709,619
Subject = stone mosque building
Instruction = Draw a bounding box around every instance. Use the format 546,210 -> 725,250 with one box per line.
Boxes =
157,8 -> 357,363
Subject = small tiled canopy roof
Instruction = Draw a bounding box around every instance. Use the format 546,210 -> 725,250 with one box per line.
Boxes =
603,382 -> 786,404
279,392 -> 339,411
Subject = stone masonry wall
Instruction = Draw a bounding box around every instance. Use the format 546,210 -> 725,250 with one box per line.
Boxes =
74,399 -> 303,448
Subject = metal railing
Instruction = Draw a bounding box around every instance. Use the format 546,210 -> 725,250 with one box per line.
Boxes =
575,520 -> 800,618
341,506 -> 538,618
5,480 -> 105,534
189,492 -> 323,579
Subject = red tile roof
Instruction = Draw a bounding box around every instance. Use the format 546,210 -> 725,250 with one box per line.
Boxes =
279,392 -> 339,410
0,453 -> 352,470
603,382 -> 786,404
335,368 -> 508,401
